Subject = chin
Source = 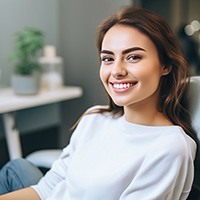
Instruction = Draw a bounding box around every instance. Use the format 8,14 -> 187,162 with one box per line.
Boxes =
112,100 -> 126,107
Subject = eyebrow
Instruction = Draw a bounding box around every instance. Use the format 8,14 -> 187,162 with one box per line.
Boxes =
100,47 -> 146,55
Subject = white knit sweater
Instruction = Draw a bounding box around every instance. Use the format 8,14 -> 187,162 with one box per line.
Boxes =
32,109 -> 196,200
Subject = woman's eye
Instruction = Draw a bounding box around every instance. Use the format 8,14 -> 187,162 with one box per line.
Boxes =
127,55 -> 142,62
101,56 -> 114,63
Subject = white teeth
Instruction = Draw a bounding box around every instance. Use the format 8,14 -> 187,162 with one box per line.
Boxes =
113,83 -> 134,89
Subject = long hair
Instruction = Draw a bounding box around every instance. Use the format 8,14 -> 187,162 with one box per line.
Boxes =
95,6 -> 198,142
94,7 -> 200,198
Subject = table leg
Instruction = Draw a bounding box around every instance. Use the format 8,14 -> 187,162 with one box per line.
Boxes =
2,113 -> 22,160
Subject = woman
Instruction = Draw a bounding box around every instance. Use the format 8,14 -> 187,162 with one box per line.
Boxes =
0,6 -> 199,200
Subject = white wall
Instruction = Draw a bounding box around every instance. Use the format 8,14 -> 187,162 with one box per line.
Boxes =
0,0 -> 61,139
0,0 -> 60,87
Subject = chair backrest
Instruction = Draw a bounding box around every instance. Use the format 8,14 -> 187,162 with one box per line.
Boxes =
187,76 -> 200,200
188,76 -> 200,139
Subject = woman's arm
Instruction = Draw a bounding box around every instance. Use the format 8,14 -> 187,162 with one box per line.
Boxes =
0,187 -> 40,200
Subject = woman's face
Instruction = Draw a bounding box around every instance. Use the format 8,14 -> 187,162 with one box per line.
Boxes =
99,25 -> 168,109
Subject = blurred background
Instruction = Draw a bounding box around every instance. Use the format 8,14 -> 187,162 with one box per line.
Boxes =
0,0 -> 200,167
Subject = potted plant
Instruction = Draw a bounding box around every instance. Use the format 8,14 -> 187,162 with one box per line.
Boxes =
10,27 -> 44,95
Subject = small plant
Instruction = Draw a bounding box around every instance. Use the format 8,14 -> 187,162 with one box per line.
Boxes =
11,27 -> 44,75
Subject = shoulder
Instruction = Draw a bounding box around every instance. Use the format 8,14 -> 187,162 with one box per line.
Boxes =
79,105 -> 112,123
151,126 -> 196,161
70,105 -> 115,146
72,105 -> 114,133
85,105 -> 109,113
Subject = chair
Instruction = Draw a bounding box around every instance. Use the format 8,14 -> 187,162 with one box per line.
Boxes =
188,76 -> 200,138
26,149 -> 62,169
187,76 -> 200,199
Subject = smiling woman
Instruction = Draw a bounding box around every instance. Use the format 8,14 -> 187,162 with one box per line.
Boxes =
0,5 -> 199,200
99,25 -> 170,117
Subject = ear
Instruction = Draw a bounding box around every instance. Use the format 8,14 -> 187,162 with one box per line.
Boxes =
162,65 -> 172,76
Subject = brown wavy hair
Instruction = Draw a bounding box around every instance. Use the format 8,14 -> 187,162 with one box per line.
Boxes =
94,6 -> 200,197
95,6 -> 198,141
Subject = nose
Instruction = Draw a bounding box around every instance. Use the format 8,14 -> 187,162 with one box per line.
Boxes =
111,60 -> 127,78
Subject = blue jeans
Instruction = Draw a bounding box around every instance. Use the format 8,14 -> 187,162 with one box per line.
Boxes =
0,158 -> 43,194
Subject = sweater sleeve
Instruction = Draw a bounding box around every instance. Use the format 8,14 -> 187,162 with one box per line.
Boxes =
120,134 -> 196,200
31,114 -> 89,200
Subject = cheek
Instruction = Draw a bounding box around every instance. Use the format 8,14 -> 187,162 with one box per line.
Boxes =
136,60 -> 163,78
136,65 -> 163,89
99,67 -> 104,83
145,77 -> 161,91
99,66 -> 108,85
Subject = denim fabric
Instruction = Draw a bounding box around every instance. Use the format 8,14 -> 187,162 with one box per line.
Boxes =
0,158 -> 43,194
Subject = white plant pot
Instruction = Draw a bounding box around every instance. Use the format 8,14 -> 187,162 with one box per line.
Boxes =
12,74 -> 40,95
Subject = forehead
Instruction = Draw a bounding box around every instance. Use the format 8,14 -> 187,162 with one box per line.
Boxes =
101,25 -> 156,52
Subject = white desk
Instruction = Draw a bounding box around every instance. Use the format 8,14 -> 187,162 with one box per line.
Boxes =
0,86 -> 83,160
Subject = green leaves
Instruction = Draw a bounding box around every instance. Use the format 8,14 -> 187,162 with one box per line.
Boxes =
11,27 -> 44,75
14,62 -> 41,75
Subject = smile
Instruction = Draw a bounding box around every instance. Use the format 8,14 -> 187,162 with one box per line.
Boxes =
112,82 -> 137,89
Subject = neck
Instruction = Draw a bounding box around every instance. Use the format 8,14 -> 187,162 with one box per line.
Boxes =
124,102 -> 172,126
